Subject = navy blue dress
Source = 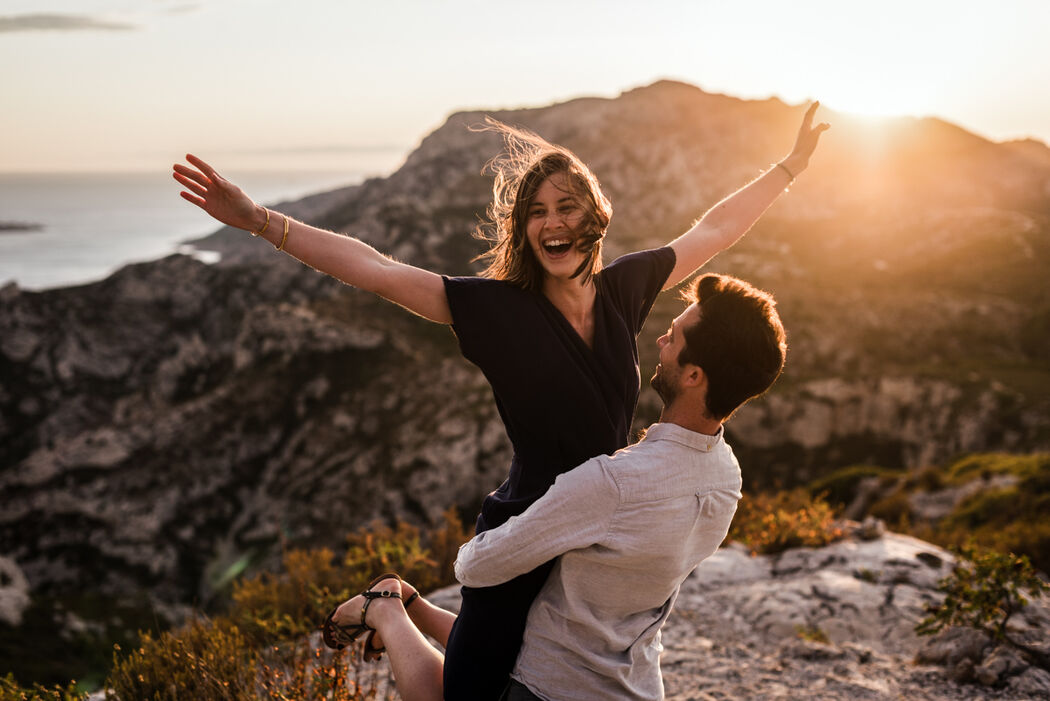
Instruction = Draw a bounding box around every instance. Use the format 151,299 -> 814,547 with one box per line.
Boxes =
441,247 -> 676,700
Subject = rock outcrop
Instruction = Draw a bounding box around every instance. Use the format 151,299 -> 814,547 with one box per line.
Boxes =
418,531 -> 1050,699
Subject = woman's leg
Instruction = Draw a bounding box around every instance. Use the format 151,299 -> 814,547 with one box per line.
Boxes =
399,580 -> 456,648
442,561 -> 554,701
331,578 -> 446,701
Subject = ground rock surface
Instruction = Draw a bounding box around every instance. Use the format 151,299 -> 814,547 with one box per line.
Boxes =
414,532 -> 1049,700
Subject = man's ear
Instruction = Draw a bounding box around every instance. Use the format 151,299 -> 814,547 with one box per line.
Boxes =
681,363 -> 706,389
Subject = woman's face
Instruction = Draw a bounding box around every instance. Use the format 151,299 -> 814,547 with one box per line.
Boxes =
525,172 -> 589,281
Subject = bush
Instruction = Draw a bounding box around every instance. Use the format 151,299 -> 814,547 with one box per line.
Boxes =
806,464 -> 902,509
869,489 -> 912,528
943,452 -> 1049,485
105,618 -> 256,700
728,489 -> 846,555
103,510 -> 471,699
0,674 -> 86,701
230,508 -> 470,645
934,460 -> 1050,573
916,541 -> 1049,670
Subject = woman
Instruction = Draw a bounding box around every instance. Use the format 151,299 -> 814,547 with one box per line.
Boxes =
173,102 -> 828,699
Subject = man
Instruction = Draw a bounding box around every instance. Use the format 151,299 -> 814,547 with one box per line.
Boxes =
326,273 -> 786,701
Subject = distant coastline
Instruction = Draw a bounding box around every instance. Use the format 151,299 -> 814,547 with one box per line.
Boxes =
0,221 -> 44,233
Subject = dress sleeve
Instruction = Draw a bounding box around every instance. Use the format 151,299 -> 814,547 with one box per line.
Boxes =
599,247 -> 676,336
442,275 -> 522,367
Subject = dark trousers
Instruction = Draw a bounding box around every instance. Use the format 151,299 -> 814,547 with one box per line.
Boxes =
499,679 -> 545,700
442,560 -> 554,701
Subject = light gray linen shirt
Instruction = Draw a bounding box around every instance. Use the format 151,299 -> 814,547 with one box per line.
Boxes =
454,422 -> 742,700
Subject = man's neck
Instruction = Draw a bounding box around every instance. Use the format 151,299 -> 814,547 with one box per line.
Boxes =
657,403 -> 722,437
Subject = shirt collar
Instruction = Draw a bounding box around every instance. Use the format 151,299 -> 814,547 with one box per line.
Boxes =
642,422 -> 723,453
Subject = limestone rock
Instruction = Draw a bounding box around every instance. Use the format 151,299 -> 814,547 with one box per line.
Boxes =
0,555 -> 30,626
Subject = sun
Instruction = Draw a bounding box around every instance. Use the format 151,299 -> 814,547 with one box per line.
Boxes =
816,78 -> 930,120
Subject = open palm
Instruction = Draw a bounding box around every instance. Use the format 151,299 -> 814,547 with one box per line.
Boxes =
172,154 -> 260,231
787,102 -> 830,170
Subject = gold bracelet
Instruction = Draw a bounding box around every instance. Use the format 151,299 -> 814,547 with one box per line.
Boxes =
775,162 -> 796,182
275,214 -> 290,252
252,208 -> 270,237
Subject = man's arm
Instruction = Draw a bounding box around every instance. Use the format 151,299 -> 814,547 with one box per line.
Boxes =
454,458 -> 619,588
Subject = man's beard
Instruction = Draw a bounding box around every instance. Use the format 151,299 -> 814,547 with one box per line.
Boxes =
650,364 -> 679,405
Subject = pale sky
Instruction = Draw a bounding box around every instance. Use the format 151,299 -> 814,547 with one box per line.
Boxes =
2,0 -> 1049,173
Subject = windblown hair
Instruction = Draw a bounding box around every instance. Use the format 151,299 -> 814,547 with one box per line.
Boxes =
473,118 -> 612,291
678,274 -> 787,420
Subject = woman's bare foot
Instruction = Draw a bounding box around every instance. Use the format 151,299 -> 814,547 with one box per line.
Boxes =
332,576 -> 404,653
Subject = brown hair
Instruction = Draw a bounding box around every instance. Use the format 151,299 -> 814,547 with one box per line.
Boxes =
473,118 -> 612,291
678,274 -> 787,420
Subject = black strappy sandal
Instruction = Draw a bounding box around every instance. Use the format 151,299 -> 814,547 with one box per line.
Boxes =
321,573 -> 420,653
363,587 -> 419,659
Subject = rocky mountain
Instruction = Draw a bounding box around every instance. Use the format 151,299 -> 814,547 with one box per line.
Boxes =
2,79 -> 1050,622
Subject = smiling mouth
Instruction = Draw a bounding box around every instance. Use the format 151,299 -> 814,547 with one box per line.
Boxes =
542,238 -> 574,256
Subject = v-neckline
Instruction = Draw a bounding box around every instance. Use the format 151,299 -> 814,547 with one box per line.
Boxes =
539,286 -> 601,353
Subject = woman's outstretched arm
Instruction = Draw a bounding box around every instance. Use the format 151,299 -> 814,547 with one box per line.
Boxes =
173,155 -> 453,324
663,102 -> 829,290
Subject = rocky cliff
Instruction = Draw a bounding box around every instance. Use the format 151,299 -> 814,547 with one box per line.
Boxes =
2,79 -> 1050,614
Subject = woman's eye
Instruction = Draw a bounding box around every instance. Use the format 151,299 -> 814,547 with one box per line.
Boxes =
529,210 -> 545,218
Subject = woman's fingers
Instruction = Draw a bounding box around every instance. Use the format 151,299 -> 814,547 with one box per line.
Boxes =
173,171 -> 208,197
185,153 -> 219,180
173,163 -> 210,188
179,190 -> 207,208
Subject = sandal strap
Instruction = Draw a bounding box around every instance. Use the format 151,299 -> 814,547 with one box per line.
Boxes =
404,591 -> 420,609
360,589 -> 403,628
362,590 -> 403,601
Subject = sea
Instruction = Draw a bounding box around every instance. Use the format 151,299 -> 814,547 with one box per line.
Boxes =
0,168 -> 389,291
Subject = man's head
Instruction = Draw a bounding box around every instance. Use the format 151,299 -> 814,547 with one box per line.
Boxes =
651,274 -> 786,422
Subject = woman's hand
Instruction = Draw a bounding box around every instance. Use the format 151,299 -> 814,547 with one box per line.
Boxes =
173,154 -> 265,232
781,102 -> 830,176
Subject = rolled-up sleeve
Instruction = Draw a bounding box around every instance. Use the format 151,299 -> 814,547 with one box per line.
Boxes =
454,457 -> 619,587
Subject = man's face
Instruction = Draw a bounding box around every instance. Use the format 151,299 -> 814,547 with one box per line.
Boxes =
650,303 -> 701,404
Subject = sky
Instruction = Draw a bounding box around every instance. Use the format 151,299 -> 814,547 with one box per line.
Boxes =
2,0 -> 1050,174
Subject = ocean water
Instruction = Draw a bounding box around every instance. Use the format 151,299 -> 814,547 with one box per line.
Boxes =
0,169 -> 378,290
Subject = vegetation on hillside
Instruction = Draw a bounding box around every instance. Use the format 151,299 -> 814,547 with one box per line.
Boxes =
813,452 -> 1050,573
917,541 -> 1050,671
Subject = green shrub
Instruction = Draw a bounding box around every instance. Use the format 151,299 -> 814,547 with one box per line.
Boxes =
903,465 -> 945,492
806,464 -> 903,509
728,489 -> 845,555
916,542 -> 1049,649
933,459 -> 1050,573
868,489 -> 912,528
943,452 -> 1050,485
